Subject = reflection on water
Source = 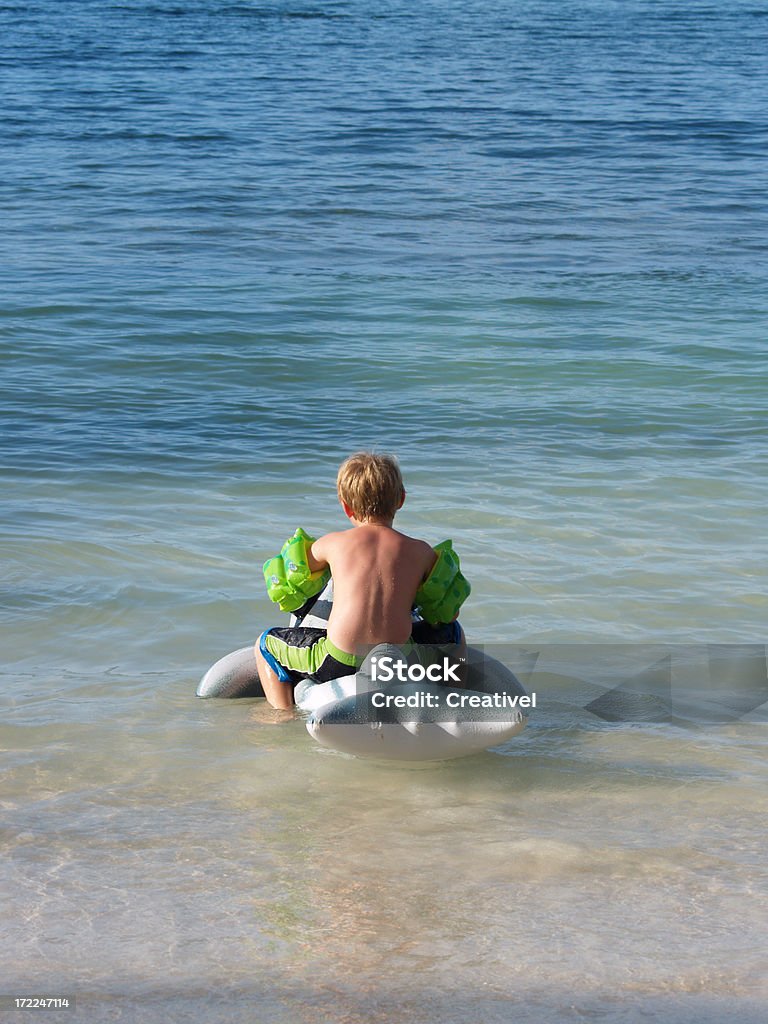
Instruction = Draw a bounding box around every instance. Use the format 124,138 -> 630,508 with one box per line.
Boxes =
4,679 -> 767,1020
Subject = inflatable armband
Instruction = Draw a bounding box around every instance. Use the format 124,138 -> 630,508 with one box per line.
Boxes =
414,540 -> 471,625
263,527 -> 331,613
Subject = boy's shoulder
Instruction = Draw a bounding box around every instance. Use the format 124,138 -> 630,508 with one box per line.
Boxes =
315,525 -> 434,553
310,528 -> 352,559
314,527 -> 350,546
398,530 -> 437,556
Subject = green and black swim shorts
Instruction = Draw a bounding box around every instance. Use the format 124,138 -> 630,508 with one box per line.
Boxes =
259,627 -> 359,684
259,620 -> 462,685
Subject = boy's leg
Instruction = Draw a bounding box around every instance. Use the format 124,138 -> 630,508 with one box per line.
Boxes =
254,642 -> 295,709
256,627 -> 343,709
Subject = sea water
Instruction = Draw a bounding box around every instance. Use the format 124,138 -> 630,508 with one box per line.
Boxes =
1,1 -> 767,1020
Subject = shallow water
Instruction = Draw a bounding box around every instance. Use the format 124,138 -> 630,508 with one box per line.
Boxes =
2,0 -> 767,1020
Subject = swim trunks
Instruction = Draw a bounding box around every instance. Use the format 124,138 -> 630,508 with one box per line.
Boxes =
411,619 -> 463,647
260,620 -> 464,685
259,627 -> 359,684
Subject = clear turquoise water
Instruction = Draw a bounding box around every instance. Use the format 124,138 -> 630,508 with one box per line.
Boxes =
1,2 -> 767,1021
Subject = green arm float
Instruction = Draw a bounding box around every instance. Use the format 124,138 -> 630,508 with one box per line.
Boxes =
414,540 -> 471,625
263,527 -> 331,613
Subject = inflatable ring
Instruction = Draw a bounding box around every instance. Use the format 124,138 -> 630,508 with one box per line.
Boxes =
197,581 -> 529,761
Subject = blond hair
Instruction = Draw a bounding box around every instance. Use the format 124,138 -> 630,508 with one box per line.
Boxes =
336,452 -> 404,521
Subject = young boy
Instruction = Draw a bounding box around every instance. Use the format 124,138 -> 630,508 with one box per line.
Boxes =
255,452 -> 470,709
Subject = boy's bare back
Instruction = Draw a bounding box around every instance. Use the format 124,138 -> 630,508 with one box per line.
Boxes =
310,525 -> 436,653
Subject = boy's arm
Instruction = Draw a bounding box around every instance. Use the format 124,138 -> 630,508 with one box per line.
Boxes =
308,534 -> 331,573
263,527 -> 331,613
421,544 -> 438,580
414,540 -> 470,624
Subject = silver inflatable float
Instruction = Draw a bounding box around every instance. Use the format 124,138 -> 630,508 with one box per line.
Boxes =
198,581 -> 528,760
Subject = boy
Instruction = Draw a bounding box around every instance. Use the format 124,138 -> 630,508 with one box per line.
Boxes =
255,452 -> 470,709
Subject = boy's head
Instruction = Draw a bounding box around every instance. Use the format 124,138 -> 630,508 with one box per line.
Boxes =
337,452 -> 405,523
